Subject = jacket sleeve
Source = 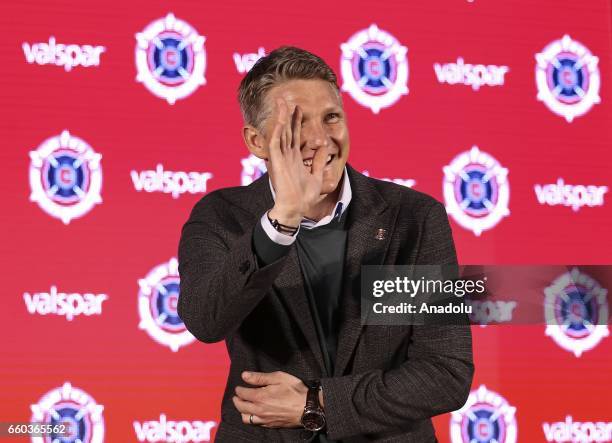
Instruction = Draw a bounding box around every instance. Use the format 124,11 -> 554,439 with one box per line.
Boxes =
177,193 -> 290,343
319,201 -> 474,440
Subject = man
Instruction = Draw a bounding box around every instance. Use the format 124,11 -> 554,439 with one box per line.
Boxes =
177,46 -> 473,442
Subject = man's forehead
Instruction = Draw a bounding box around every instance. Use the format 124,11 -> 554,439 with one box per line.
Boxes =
266,79 -> 341,110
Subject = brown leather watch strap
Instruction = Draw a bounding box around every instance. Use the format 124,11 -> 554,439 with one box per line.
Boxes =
305,379 -> 322,409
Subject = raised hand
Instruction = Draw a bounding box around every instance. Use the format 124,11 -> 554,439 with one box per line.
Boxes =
267,98 -> 331,227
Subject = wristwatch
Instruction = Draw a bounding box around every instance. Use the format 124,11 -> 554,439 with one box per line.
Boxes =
301,379 -> 326,432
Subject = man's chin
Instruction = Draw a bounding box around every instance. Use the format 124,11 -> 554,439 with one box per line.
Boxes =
319,177 -> 343,196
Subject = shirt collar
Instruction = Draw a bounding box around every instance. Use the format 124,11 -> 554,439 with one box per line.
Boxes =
268,166 -> 352,229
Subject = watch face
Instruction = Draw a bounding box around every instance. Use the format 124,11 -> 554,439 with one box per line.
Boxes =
302,409 -> 326,431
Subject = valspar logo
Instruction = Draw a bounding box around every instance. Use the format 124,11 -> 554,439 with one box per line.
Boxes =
23,36 -> 106,72
543,416 -> 612,442
24,285 -> 108,321
434,57 -> 509,91
362,170 -> 415,188
131,164 -> 213,199
133,413 -> 217,442
535,179 -> 608,211
469,300 -> 517,326
234,47 -> 266,73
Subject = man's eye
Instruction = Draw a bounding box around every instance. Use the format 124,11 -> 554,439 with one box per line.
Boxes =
326,113 -> 340,122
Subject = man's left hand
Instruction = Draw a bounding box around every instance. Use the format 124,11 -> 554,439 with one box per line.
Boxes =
233,370 -> 307,428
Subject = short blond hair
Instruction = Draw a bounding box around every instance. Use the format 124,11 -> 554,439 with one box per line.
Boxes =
237,46 -> 340,130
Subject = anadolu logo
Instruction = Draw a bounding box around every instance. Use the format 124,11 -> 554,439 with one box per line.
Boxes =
29,130 -> 102,224
30,381 -> 105,443
340,24 -> 408,113
138,258 -> 195,352
450,385 -> 517,443
241,154 -> 267,186
443,145 -> 510,236
535,35 -> 601,122
544,267 -> 609,357
135,13 -> 206,104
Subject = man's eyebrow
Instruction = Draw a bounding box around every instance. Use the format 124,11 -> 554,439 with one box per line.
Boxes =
323,105 -> 343,113
303,105 -> 342,118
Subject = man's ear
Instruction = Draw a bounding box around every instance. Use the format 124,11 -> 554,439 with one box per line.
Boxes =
242,125 -> 268,160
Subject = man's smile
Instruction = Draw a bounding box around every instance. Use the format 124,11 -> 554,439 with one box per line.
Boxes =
302,153 -> 337,169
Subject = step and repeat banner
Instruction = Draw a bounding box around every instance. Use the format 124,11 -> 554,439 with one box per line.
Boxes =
1,0 -> 611,441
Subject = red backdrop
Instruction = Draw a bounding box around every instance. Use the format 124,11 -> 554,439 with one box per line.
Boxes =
1,0 -> 611,441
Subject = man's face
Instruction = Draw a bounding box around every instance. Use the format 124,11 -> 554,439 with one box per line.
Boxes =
260,79 -> 350,196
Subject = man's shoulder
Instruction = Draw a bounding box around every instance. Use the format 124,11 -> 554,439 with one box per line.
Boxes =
186,183 -> 259,222
361,174 -> 444,219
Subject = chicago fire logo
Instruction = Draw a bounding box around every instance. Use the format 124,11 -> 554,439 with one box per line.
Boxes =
450,385 -> 517,443
30,381 -> 105,443
29,130 -> 102,224
138,257 -> 195,351
535,34 -> 601,122
241,154 -> 267,186
340,24 -> 409,113
443,146 -> 510,236
544,267 -> 609,357
135,12 -> 206,104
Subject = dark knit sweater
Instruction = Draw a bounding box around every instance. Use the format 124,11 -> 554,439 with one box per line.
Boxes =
252,210 -> 349,442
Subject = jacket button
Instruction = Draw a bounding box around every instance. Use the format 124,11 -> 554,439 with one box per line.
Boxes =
239,260 -> 250,274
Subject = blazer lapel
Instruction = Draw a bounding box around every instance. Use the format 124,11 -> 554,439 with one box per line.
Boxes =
333,164 -> 399,376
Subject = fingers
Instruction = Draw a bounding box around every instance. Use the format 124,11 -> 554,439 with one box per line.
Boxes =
270,99 -> 302,161
311,144 -> 330,177
280,127 -> 287,154
242,370 -> 280,386
279,99 -> 290,154
276,98 -> 288,125
241,413 -> 263,425
285,103 -> 291,152
291,105 -> 302,150
235,385 -> 261,402
233,395 -> 258,415
268,122 -> 284,165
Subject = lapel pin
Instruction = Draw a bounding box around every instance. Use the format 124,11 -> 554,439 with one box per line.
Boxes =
375,228 -> 387,240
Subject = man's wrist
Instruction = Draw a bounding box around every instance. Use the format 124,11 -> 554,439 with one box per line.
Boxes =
268,206 -> 302,227
301,379 -> 326,431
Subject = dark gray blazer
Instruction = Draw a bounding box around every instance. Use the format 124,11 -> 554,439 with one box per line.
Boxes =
177,163 -> 474,442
